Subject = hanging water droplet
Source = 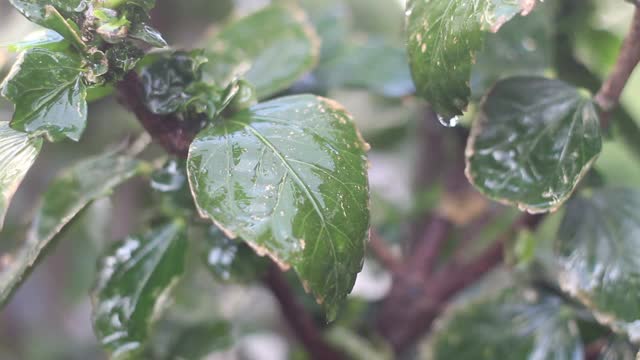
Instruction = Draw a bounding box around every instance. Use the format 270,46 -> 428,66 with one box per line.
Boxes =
150,159 -> 186,192
437,114 -> 460,128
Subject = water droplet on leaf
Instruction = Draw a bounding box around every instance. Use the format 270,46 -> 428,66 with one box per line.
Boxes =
437,114 -> 460,128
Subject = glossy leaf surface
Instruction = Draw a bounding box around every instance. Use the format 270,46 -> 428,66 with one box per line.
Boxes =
93,221 -> 187,360
465,77 -> 601,213
8,0 -> 88,25
202,4 -> 319,100
188,95 -> 370,319
0,150 -> 141,305
406,0 -> 536,118
1,48 -> 87,142
422,286 -> 583,359
0,122 -> 42,230
554,189 -> 640,342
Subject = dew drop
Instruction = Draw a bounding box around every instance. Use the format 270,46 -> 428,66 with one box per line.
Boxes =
437,114 -> 460,128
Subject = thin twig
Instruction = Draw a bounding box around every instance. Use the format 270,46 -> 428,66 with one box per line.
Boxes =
408,216 -> 451,276
378,213 -> 544,351
595,6 -> 640,124
369,230 -> 401,271
263,264 -> 346,360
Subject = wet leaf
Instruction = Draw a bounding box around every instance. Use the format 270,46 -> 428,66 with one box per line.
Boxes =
470,2 -> 553,98
8,0 -> 88,25
0,150 -> 142,306
4,29 -> 67,52
92,221 -> 187,360
202,4 -> 319,100
421,286 -> 584,359
0,122 -> 42,230
315,39 -> 414,98
406,0 -> 536,118
187,95 -> 370,319
140,51 -> 206,114
465,77 -> 602,213
201,226 -> 269,283
163,320 -> 232,360
129,23 -> 167,48
553,188 -> 640,342
0,48 -> 87,142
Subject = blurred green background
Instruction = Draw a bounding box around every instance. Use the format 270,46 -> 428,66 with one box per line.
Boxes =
0,0 -> 638,359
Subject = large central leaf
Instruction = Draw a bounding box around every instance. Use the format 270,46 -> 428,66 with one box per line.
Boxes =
0,122 -> 42,229
406,0 -> 536,118
553,188 -> 640,342
188,95 -> 370,319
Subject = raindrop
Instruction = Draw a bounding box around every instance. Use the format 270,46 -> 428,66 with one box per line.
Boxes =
150,159 -> 186,192
437,114 -> 460,128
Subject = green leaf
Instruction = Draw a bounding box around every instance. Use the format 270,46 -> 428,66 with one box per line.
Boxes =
187,95 -> 370,319
421,286 -> 584,359
202,4 -> 320,100
92,221 -> 188,360
315,39 -> 414,98
8,0 -> 88,25
4,29 -> 66,52
0,150 -> 141,306
1,48 -> 87,142
470,2 -> 553,98
553,188 -> 640,342
139,51 -> 212,115
406,0 -> 536,118
465,77 -> 602,213
201,226 -> 269,283
163,320 -> 232,360
0,122 -> 42,230
129,23 -> 167,48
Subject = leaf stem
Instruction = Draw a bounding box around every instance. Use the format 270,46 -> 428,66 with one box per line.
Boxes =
595,6 -> 640,123
369,230 -> 401,271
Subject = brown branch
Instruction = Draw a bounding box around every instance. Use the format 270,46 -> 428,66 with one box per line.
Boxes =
408,216 -> 452,276
369,230 -> 401,271
378,213 -> 544,352
595,6 -> 640,123
263,264 -> 346,360
116,72 -> 200,158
